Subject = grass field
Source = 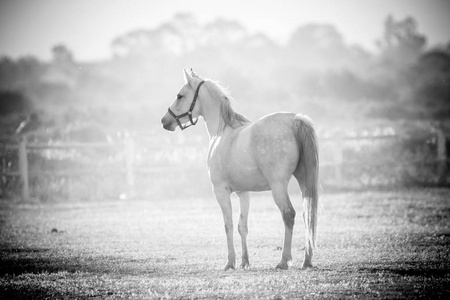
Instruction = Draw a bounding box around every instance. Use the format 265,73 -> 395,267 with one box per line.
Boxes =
1,188 -> 449,299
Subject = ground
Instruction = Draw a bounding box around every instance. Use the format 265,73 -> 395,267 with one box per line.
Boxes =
0,188 -> 449,299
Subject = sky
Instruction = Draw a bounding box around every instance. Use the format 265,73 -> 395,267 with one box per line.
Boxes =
0,0 -> 449,61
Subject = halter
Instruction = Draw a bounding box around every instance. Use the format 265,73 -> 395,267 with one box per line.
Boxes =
168,80 -> 205,130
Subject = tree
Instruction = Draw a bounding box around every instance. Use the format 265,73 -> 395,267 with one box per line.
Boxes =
0,56 -> 42,89
378,15 -> 426,67
410,49 -> 450,120
52,44 -> 74,65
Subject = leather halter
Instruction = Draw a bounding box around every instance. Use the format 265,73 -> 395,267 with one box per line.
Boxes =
168,80 -> 205,130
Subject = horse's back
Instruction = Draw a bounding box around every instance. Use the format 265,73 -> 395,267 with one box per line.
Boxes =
253,112 -> 297,135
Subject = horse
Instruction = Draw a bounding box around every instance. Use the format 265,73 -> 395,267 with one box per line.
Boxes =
161,69 -> 319,270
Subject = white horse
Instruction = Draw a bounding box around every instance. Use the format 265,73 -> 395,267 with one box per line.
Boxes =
161,69 -> 319,270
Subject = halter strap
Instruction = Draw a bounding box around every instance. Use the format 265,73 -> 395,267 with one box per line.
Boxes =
168,80 -> 205,130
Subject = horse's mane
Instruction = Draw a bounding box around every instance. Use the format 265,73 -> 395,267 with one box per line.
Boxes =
204,79 -> 251,132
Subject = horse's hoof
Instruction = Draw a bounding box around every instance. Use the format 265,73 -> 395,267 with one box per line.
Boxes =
223,262 -> 236,271
301,261 -> 313,269
240,260 -> 250,269
276,261 -> 289,270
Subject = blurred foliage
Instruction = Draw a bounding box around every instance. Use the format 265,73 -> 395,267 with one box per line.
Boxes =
0,14 -> 448,141
0,14 -> 449,200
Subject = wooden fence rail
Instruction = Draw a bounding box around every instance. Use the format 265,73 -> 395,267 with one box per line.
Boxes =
1,130 -> 448,201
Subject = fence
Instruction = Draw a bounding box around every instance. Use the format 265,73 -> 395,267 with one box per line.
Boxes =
1,129 -> 448,201
320,130 -> 448,187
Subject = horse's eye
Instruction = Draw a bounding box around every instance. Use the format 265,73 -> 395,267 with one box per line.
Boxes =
177,94 -> 183,99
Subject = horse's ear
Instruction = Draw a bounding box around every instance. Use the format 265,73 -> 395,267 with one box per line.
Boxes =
190,68 -> 199,78
184,69 -> 194,86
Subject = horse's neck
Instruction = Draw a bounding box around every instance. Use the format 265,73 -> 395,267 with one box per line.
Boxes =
201,98 -> 223,139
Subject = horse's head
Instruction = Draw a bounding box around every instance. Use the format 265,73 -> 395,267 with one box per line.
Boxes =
161,69 -> 205,131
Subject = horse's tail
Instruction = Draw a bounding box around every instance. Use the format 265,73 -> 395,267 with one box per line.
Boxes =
294,114 -> 319,249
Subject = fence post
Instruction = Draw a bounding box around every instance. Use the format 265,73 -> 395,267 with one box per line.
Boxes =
333,138 -> 344,184
125,137 -> 135,197
437,129 -> 447,184
18,136 -> 30,201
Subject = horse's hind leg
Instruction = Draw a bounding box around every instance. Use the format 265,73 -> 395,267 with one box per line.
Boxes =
294,175 -> 314,269
271,181 -> 296,270
213,185 -> 236,271
237,192 -> 250,269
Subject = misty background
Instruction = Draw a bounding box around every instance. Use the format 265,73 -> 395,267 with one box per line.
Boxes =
0,4 -> 449,200
2,12 -> 449,134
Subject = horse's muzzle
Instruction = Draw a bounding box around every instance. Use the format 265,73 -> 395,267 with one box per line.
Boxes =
161,115 -> 176,131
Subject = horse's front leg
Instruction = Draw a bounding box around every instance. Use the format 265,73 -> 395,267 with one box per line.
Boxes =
214,185 -> 236,270
237,191 -> 250,269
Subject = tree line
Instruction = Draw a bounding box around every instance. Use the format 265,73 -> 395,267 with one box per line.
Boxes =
0,14 -> 449,141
